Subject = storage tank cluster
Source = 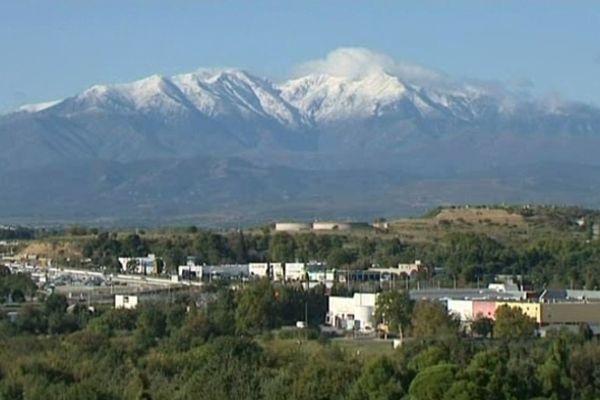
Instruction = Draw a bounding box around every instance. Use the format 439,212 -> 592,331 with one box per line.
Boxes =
275,221 -> 370,232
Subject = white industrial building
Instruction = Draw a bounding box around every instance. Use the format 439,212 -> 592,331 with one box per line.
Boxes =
307,270 -> 336,283
249,263 -> 270,278
177,262 -> 249,280
398,260 -> 423,276
446,299 -> 474,322
201,264 -> 249,280
371,260 -> 426,279
326,293 -> 378,332
115,294 -> 138,310
271,263 -> 285,281
488,281 -> 520,292
178,261 -> 203,280
118,254 -> 160,275
284,262 -> 307,281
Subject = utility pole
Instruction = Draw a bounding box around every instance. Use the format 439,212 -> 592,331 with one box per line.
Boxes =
304,301 -> 308,326
346,268 -> 350,292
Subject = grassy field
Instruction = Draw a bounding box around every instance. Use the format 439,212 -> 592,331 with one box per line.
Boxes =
388,207 -> 530,244
331,337 -> 395,359
259,336 -> 395,363
386,206 -> 594,245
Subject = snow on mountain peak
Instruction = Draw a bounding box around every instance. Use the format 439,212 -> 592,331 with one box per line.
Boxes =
171,68 -> 303,126
278,47 -> 464,121
17,99 -> 62,113
8,48 -> 548,125
279,70 -> 409,121
74,75 -> 188,113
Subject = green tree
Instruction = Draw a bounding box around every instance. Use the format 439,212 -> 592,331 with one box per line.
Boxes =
493,305 -> 536,340
411,300 -> 459,338
408,363 -> 457,400
471,316 -> 494,338
290,347 -> 359,400
16,304 -> 47,334
177,337 -> 263,400
326,248 -> 356,269
235,280 -> 275,334
87,308 -> 137,336
570,341 -> 600,399
162,241 -> 186,274
444,380 -> 483,400
374,290 -> 413,338
122,234 -> 148,257
44,293 -> 68,315
135,305 -> 167,348
408,346 -> 449,372
0,265 -> 10,277
348,356 -> 405,400
0,273 -> 37,303
268,233 -> 296,262
458,347 -> 535,400
538,337 -> 572,399
207,287 -> 236,335
229,230 -> 249,263
174,310 -> 213,350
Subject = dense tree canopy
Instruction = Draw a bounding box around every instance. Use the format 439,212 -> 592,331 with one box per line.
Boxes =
494,305 -> 536,340
0,280 -> 598,399
411,300 -> 460,338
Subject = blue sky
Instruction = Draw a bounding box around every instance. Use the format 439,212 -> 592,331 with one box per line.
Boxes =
1,1 -> 599,111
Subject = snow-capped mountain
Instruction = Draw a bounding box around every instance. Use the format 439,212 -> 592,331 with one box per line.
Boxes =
277,69 -> 502,123
3,53 -> 600,169
2,48 -> 600,224
171,69 -> 306,126
279,71 -> 409,121
0,69 -> 319,169
28,69 -> 306,125
11,49 -> 596,135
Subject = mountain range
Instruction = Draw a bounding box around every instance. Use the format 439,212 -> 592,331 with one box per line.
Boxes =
1,48 -> 600,226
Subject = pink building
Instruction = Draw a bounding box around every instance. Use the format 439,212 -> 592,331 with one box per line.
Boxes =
472,300 -> 496,319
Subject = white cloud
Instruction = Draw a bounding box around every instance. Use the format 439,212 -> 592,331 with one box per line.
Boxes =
293,47 -> 445,86
287,47 -> 544,108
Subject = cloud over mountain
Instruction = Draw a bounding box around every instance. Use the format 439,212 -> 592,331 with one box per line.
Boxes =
293,47 -> 445,86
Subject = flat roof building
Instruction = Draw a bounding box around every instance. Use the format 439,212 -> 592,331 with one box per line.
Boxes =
115,294 -> 138,310
326,293 -> 377,332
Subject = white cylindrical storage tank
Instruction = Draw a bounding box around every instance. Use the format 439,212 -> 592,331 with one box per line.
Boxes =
313,222 -> 345,230
275,222 -> 312,232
